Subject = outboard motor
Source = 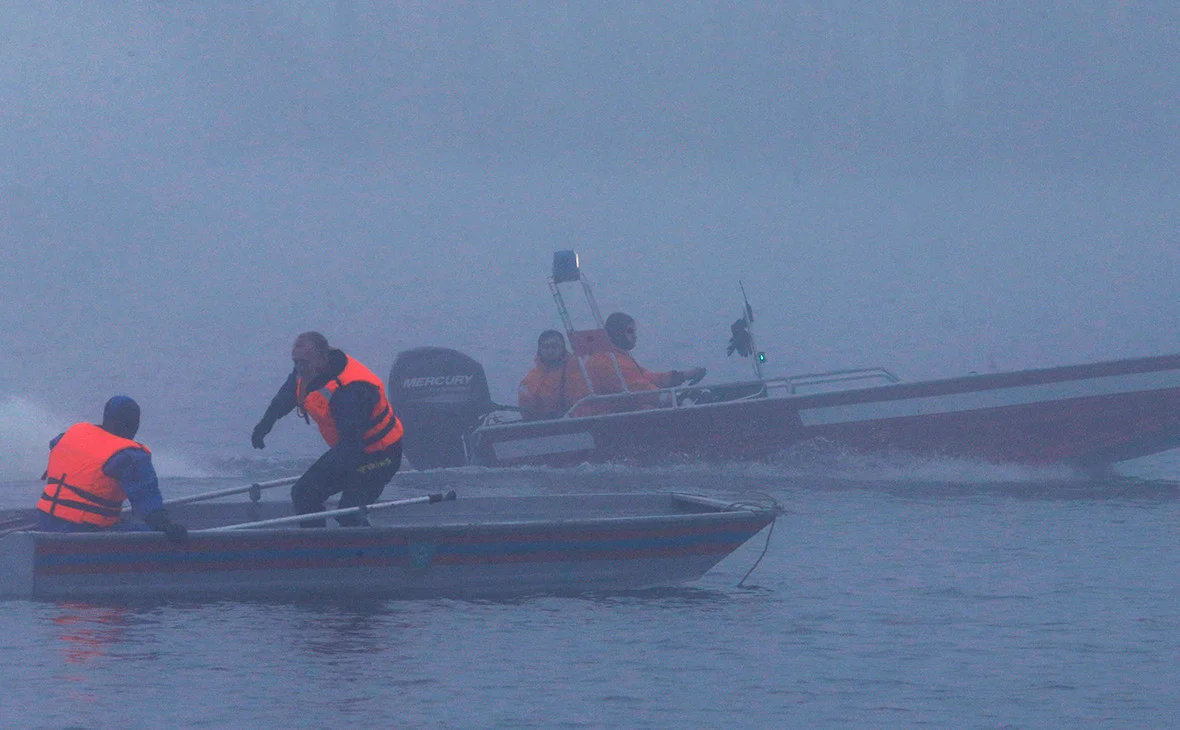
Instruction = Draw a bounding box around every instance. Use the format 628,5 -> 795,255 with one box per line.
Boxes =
388,347 -> 493,470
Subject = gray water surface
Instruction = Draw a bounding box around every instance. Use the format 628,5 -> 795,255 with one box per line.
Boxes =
2,466 -> 1176,729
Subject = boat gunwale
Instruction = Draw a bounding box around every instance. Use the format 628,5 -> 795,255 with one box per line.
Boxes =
15,495 -> 777,549
472,351 -> 1180,435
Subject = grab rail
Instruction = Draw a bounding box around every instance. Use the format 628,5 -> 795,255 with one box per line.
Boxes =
773,366 -> 900,395
555,366 -> 900,412
480,366 -> 900,427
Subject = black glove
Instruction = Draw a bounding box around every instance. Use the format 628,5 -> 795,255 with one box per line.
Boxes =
251,420 -> 272,449
145,510 -> 189,545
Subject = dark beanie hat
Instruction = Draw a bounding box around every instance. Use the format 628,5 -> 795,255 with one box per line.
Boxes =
102,395 -> 141,440
604,312 -> 635,350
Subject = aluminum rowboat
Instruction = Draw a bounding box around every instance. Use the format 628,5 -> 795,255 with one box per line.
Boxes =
0,493 -> 778,600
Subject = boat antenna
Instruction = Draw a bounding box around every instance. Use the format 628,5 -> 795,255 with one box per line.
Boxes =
726,281 -> 765,380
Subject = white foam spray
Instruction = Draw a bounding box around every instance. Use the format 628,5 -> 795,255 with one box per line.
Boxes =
0,395 -> 67,482
0,395 -> 213,481
150,450 -> 213,479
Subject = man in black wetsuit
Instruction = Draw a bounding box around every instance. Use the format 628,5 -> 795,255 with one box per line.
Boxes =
251,332 -> 404,527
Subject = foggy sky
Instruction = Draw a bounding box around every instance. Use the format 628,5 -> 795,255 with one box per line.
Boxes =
2,2 -> 1179,469
6,3 -> 1178,171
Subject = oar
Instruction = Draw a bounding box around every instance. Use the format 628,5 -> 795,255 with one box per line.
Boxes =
1,477 -> 306,537
198,490 -> 458,532
152,476 -> 301,509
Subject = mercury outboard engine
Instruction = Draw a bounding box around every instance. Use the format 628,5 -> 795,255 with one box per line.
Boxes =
388,347 -> 493,470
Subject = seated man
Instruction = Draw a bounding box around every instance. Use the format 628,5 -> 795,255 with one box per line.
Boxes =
567,312 -> 706,416
36,396 -> 188,543
518,330 -> 580,420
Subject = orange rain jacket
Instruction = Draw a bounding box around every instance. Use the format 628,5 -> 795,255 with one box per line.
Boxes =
517,355 -> 583,420
565,347 -> 683,417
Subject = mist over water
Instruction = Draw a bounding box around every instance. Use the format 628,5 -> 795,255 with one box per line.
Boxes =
4,4 -> 1180,478
3,8 -> 1180,726
0,396 -> 63,481
0,3 -> 1177,487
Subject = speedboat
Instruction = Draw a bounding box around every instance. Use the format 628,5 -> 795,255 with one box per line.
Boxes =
387,252 -> 1180,471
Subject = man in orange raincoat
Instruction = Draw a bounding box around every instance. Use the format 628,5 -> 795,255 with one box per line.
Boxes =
566,312 -> 706,416
518,330 -> 581,420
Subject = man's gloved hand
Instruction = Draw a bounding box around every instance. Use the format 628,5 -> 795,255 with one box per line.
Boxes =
683,366 -> 707,385
251,420 -> 271,449
145,509 -> 189,545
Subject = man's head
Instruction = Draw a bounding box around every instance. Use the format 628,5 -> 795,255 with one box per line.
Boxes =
604,312 -> 637,351
536,329 -> 568,367
102,395 -> 141,439
292,331 -> 331,380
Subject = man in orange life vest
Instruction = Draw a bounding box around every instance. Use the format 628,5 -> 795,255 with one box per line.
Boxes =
36,396 -> 188,543
251,332 -> 404,527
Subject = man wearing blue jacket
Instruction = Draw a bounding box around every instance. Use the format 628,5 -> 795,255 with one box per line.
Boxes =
36,396 -> 188,543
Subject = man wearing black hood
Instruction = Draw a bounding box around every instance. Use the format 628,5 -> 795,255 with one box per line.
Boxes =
36,396 -> 187,543
566,312 -> 707,416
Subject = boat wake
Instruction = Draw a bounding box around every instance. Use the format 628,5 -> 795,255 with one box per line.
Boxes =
488,444 -> 1086,485
761,439 -> 1086,484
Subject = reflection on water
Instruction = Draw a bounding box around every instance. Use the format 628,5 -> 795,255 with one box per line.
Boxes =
290,599 -> 393,658
51,602 -> 134,666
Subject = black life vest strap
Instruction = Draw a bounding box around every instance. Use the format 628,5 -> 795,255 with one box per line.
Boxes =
363,404 -> 396,446
42,476 -> 124,511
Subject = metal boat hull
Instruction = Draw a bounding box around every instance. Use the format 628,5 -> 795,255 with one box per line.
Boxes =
471,353 -> 1180,468
0,494 -> 777,600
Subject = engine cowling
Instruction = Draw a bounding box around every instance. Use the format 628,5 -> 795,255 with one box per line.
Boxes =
387,347 -> 493,469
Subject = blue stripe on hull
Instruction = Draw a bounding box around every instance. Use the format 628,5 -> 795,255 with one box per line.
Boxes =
35,524 -> 768,577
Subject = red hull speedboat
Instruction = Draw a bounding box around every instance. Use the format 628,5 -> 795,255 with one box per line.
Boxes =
464,353 -> 1180,469
388,253 -> 1180,471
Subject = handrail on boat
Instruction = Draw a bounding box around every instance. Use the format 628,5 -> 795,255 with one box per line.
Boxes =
478,365 -> 900,427
773,366 -> 900,394
671,492 -> 784,515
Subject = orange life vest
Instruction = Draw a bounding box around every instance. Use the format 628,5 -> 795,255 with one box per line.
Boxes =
37,422 -> 149,527
297,355 -> 404,452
